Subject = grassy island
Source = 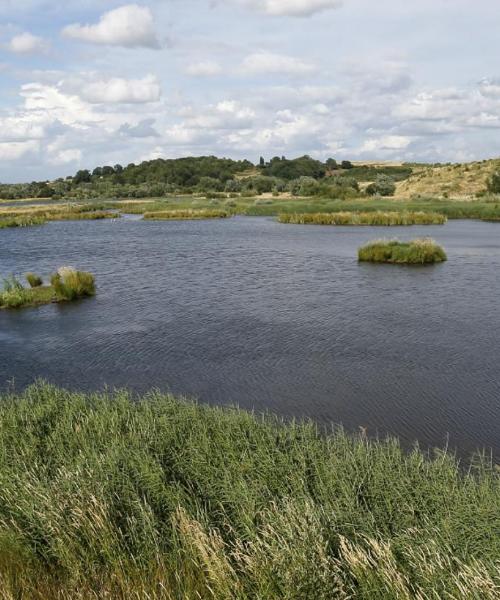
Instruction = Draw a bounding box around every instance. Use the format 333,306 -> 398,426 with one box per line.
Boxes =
278,211 -> 447,226
143,208 -> 230,220
358,238 -> 447,264
0,268 -> 95,309
0,383 -> 497,598
0,215 -> 46,228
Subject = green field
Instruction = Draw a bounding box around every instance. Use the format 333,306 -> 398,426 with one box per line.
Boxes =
0,383 -> 498,599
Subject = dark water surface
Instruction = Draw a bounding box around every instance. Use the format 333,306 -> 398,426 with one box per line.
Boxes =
1,216 -> 499,458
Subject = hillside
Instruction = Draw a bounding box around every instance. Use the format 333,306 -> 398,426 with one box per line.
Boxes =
396,158 -> 500,199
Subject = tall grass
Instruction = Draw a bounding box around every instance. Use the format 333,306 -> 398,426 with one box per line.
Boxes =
0,215 -> 46,228
278,211 -> 447,226
1,268 -> 95,309
0,383 -> 497,598
144,209 -> 230,220
25,272 -> 43,288
50,267 -> 95,300
358,238 -> 448,264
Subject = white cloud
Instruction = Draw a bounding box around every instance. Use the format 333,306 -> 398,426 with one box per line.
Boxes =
7,32 -> 49,54
0,140 -> 39,161
242,52 -> 317,75
360,135 -> 412,153
186,60 -> 223,77
48,147 -> 82,165
240,0 -> 342,16
62,4 -> 160,49
80,75 -> 161,104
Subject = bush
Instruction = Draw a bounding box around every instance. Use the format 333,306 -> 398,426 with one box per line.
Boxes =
0,276 -> 32,308
487,172 -> 500,194
366,174 -> 397,196
25,273 -> 43,288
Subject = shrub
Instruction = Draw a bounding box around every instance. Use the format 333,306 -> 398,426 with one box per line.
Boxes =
487,172 -> 500,194
358,238 -> 447,264
144,209 -> 229,220
25,273 -> 43,288
366,174 -> 397,196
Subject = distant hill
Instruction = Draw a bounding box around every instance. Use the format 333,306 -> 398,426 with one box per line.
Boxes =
396,159 -> 500,199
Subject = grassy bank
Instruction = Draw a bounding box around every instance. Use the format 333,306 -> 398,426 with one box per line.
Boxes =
0,215 -> 47,228
0,383 -> 497,598
143,208 -> 230,220
278,211 -> 446,226
358,239 -> 447,264
0,268 -> 95,309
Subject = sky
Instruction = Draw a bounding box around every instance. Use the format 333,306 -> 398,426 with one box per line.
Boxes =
0,0 -> 499,182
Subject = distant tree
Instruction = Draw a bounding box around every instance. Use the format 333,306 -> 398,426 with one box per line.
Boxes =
487,172 -> 500,193
366,174 -> 396,197
114,164 -> 123,173
341,160 -> 353,170
259,156 -> 265,167
326,158 -> 338,170
73,170 -> 91,184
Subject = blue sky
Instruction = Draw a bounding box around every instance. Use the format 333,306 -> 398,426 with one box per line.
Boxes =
0,0 -> 499,182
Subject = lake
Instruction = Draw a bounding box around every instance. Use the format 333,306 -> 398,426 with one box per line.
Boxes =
1,216 -> 499,459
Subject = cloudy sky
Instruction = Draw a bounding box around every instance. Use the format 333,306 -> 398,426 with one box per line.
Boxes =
0,0 -> 499,182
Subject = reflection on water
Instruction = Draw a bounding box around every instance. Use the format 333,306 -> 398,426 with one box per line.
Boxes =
1,216 -> 499,458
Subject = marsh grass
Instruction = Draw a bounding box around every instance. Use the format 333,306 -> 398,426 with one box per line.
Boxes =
50,267 -> 95,301
25,273 -> 43,288
0,383 -> 497,598
0,215 -> 46,228
278,211 -> 447,226
358,238 -> 448,264
0,268 -> 95,309
143,208 -> 230,220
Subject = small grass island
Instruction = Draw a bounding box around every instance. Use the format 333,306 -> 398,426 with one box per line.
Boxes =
143,208 -> 230,220
278,211 -> 447,226
0,267 -> 96,309
358,238 -> 447,264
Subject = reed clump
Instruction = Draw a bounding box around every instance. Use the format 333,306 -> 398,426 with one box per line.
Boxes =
0,268 -> 95,309
358,238 -> 447,264
50,267 -> 95,300
144,209 -> 230,220
0,382 -> 497,598
25,272 -> 43,288
278,211 -> 447,226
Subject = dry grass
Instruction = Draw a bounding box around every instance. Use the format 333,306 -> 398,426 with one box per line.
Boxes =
396,159 -> 500,199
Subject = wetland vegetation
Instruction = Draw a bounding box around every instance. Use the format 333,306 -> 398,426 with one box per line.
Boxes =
278,211 -> 446,226
0,268 -> 95,309
0,382 -> 497,599
358,239 -> 448,265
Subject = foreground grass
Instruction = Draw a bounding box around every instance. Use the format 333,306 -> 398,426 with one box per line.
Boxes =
278,211 -> 446,226
358,239 -> 448,264
0,383 -> 497,599
143,208 -> 230,220
0,269 -> 95,309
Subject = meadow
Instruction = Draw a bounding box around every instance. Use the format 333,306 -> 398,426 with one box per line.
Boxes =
0,383 -> 497,599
